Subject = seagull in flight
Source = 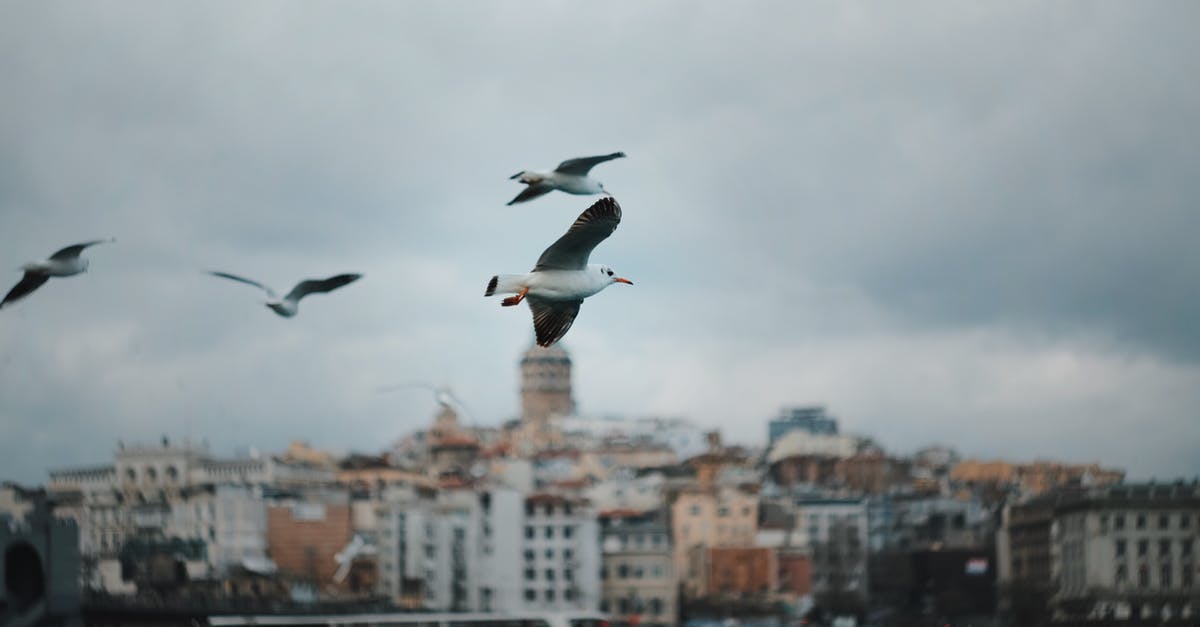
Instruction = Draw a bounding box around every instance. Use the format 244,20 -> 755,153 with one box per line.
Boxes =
207,271 -> 362,318
507,151 -> 626,205
485,196 -> 633,346
1,239 -> 115,309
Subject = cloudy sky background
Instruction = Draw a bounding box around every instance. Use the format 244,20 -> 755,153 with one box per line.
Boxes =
1,2 -> 1198,484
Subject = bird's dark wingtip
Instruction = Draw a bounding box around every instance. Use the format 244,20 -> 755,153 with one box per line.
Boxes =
485,275 -> 499,297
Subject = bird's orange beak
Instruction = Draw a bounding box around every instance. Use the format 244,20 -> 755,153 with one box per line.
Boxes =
614,277 -> 633,285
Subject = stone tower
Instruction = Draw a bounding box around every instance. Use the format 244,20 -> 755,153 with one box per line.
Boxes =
520,343 -> 574,426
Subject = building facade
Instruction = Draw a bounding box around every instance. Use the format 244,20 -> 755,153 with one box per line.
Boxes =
998,482 -> 1200,622
598,511 -> 675,626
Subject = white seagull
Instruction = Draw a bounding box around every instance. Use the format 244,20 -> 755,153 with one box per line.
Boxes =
207,270 -> 362,318
485,196 -> 633,346
507,151 -> 626,205
1,239 -> 115,309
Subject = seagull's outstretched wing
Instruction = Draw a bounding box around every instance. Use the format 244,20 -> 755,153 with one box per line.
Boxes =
208,271 -> 277,298
49,239 -> 113,261
534,196 -> 622,271
554,152 -> 626,176
284,273 -> 362,302
507,184 -> 553,206
529,297 -> 582,347
1,272 -> 50,308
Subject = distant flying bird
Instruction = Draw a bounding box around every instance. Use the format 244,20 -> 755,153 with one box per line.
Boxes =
507,151 -> 626,205
207,271 -> 362,318
1,239 -> 115,309
485,196 -> 633,346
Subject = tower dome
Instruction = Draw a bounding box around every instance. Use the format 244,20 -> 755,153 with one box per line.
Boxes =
520,342 -> 574,426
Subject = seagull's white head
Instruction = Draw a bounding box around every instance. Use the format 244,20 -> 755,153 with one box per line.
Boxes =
597,264 -> 633,286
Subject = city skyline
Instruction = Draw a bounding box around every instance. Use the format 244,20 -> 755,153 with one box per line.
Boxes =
2,2 -> 1200,484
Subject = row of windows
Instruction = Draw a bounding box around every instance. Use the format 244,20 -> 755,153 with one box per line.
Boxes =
688,504 -> 752,517
600,563 -> 667,579
525,503 -> 575,516
608,533 -> 667,548
1115,538 -> 1194,558
524,568 -> 576,582
1115,563 -> 1197,588
522,588 -> 578,602
600,597 -> 666,615
1103,513 -> 1196,532
524,525 -> 576,539
524,548 -> 575,561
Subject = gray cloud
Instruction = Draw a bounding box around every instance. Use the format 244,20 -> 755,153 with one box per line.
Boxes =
1,2 -> 1198,483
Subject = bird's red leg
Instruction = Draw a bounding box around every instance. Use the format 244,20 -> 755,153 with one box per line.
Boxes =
502,287 -> 528,307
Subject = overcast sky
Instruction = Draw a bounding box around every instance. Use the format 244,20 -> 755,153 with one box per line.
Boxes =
2,2 -> 1198,484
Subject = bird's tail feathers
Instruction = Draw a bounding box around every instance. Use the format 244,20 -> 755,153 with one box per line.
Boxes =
509,171 -> 525,180
485,274 -> 524,297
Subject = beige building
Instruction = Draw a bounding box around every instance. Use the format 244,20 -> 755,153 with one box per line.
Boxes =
599,511 -> 676,626
520,344 -> 574,427
672,486 -> 759,597
953,459 -> 1125,497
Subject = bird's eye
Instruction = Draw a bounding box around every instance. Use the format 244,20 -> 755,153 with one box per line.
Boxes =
607,270 -> 614,276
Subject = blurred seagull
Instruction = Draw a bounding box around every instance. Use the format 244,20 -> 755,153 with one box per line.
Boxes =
207,270 -> 362,318
507,151 -> 626,205
485,196 -> 633,346
1,239 -> 115,309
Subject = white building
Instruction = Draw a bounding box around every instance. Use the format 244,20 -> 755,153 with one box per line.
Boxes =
559,416 -> 708,461
376,488 -> 600,613
998,482 -> 1199,622
794,498 -> 869,600
585,470 -> 664,514
45,438 -> 325,592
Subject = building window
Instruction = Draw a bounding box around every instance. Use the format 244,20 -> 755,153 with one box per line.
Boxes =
525,589 -> 536,601
526,503 -> 535,516
1159,514 -> 1170,530
1116,539 -> 1126,557
564,568 -> 573,581
618,564 -> 629,579
1116,564 -> 1127,584
1139,566 -> 1149,588
1160,540 -> 1171,557
564,526 -> 574,539
650,598 -> 664,614
524,568 -> 535,581
600,599 -> 610,612
544,504 -> 554,516
690,504 -> 700,516
1138,540 -> 1148,557
718,506 -> 730,517
1099,515 -> 1109,533
600,566 -> 608,579
1136,514 -> 1146,530
525,526 -> 535,539
1183,567 -> 1193,588
564,549 -> 573,561
545,589 -> 555,602
544,526 -> 554,539
1182,515 -> 1192,529
565,588 -> 576,601
1161,564 -> 1172,588
1182,539 -> 1193,556
1114,515 -> 1125,531
545,569 -> 555,581
525,549 -> 535,561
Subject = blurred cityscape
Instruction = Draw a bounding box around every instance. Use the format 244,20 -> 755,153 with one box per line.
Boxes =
2,343 -> 1197,626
